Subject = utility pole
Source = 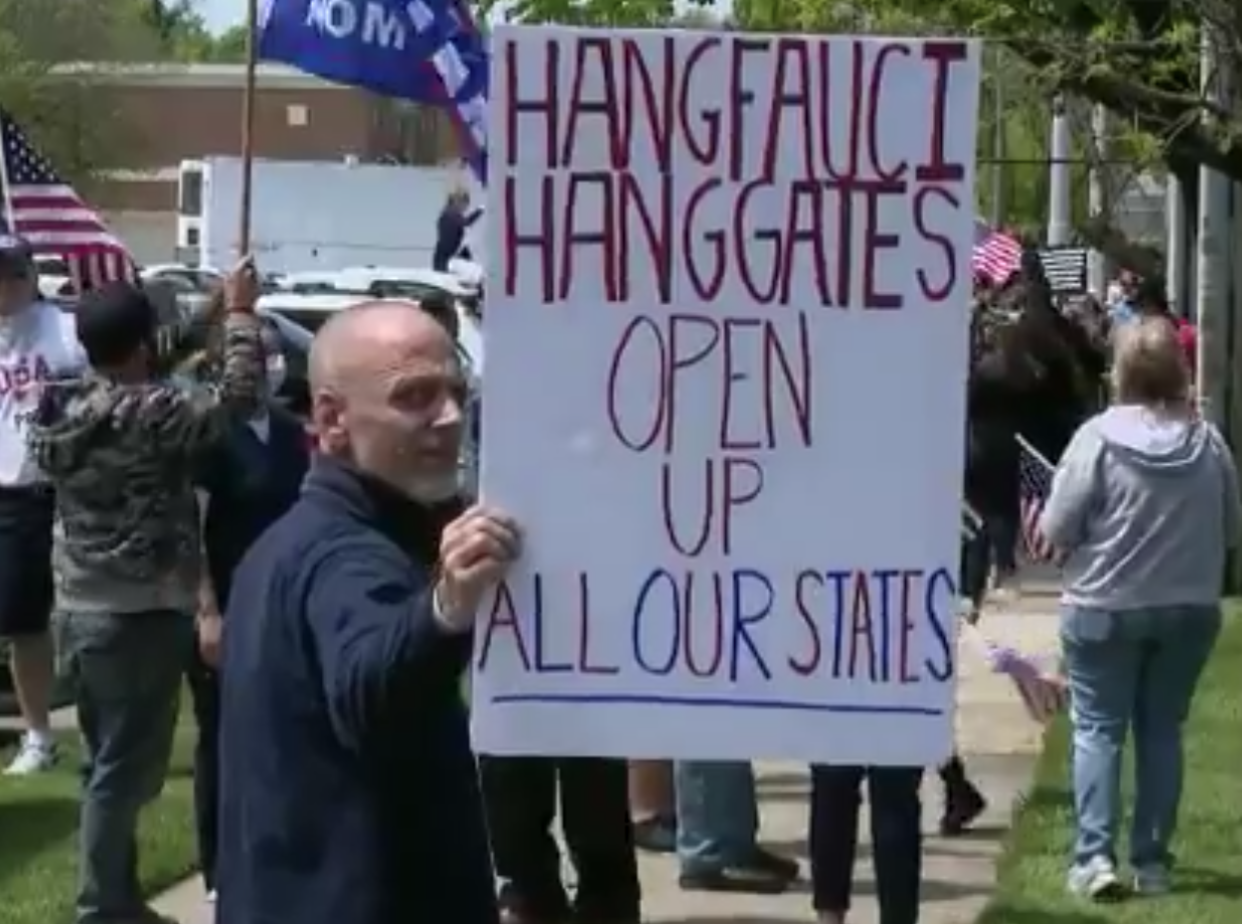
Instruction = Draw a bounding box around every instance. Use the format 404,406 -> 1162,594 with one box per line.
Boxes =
1047,96 -> 1072,246
1166,177 -> 1188,314
1087,105 -> 1109,296
1196,27 -> 1229,430
990,45 -> 1006,228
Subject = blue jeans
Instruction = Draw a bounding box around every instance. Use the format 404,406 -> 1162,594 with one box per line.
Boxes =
674,761 -> 759,874
55,610 -> 193,924
1061,604 -> 1220,869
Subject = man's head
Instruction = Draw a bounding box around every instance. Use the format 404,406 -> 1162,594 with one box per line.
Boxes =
0,236 -> 36,316
309,300 -> 466,503
75,281 -> 159,380
1134,276 -> 1170,317
446,187 -> 470,213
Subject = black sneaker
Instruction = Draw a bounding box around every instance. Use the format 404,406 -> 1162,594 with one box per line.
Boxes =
679,859 -> 793,895
632,815 -> 676,854
746,846 -> 800,881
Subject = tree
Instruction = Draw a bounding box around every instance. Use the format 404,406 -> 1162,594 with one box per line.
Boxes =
0,0 -> 174,181
207,25 -> 250,63
0,1 -> 251,180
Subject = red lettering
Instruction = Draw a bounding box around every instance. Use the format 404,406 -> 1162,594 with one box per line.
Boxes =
557,172 -> 617,302
498,35 -> 970,306
898,569 -> 922,683
917,41 -> 969,182
762,38 -> 815,180
721,456 -> 764,555
789,570 -> 823,676
502,174 -> 554,301
914,186 -> 960,302
562,38 -> 620,168
503,36 -> 559,168
848,571 -> 879,681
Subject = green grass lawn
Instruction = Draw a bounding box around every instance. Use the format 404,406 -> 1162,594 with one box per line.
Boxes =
980,605 -> 1242,924
0,706 -> 199,924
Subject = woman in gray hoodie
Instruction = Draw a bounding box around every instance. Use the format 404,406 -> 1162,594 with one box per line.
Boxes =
1038,318 -> 1240,901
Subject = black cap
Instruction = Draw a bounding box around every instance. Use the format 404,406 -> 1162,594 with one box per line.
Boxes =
0,235 -> 34,280
75,281 -> 158,367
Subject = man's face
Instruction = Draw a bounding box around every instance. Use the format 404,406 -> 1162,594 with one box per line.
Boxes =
0,271 -> 34,314
316,320 -> 467,503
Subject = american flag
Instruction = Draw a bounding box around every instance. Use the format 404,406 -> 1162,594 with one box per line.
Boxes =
963,623 -> 1067,724
973,219 -> 1022,285
1016,434 -> 1057,561
0,110 -> 134,290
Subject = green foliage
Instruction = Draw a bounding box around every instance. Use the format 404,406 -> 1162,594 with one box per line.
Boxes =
0,1 -> 247,180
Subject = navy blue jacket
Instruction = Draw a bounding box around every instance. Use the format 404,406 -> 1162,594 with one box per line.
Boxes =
197,407 -> 309,608
216,457 -> 497,924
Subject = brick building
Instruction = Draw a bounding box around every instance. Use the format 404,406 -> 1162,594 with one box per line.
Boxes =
57,62 -> 460,263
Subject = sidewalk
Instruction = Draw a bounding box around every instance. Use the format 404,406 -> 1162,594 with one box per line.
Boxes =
152,588 -> 1062,924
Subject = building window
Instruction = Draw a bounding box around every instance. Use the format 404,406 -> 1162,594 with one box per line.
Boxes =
287,104 -> 309,127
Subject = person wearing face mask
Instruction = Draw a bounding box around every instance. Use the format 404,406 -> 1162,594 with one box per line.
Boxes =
26,260 -> 263,924
187,315 -> 310,903
215,300 -> 519,924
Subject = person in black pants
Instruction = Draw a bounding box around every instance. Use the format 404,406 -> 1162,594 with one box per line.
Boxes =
189,318 -> 310,898
479,755 -> 641,924
809,765 -> 923,924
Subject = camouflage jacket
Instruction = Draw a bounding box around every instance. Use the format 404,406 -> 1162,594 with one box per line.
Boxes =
27,311 -> 264,615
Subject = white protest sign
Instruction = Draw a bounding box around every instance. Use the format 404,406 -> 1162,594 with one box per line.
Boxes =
473,25 -> 981,765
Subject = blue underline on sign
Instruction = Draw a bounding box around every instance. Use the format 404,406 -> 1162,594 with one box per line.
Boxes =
488,693 -> 946,716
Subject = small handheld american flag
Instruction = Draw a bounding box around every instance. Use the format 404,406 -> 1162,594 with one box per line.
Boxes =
962,622 -> 1067,725
0,109 -> 134,291
1016,434 -> 1057,561
972,219 -> 1021,286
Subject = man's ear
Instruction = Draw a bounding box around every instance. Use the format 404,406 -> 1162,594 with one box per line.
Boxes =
311,389 -> 348,453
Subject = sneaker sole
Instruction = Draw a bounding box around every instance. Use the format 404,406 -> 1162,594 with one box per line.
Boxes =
1089,879 -> 1128,902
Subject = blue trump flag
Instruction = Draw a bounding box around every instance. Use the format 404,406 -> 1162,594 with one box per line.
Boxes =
258,0 -> 489,179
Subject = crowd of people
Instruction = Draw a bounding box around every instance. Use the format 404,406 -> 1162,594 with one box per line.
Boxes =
0,230 -> 1232,924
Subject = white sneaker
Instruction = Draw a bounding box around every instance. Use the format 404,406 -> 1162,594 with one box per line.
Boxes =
4,732 -> 58,776
1068,856 -> 1126,901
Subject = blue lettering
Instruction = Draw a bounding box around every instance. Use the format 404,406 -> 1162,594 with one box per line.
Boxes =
825,568 -> 850,677
923,567 -> 955,681
729,568 -> 772,681
631,569 -> 680,676
531,572 -> 572,673
874,567 -> 898,683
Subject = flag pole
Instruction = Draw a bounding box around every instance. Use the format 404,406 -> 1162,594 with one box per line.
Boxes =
0,115 -> 17,232
238,0 -> 259,257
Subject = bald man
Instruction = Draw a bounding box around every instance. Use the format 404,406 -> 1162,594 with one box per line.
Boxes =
215,302 -> 520,924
